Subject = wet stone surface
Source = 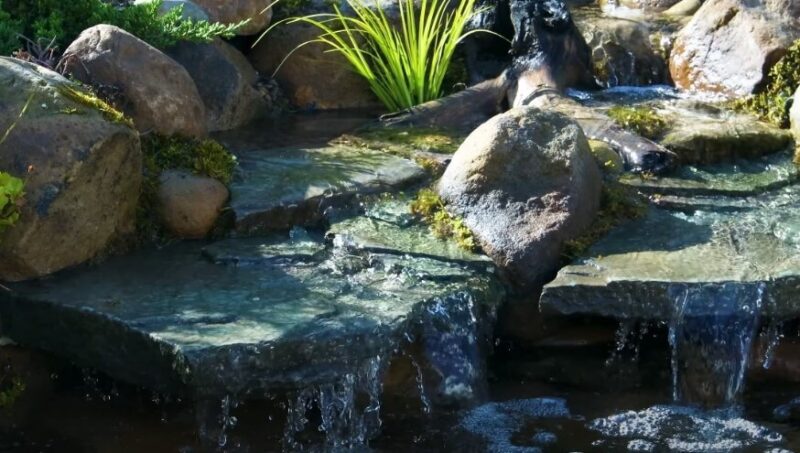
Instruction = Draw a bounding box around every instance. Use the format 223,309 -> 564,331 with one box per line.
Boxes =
541,152 -> 800,320
228,144 -> 426,234
0,202 -> 503,400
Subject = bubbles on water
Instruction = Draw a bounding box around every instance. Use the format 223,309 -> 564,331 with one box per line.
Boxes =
460,398 -> 571,453
590,405 -> 784,452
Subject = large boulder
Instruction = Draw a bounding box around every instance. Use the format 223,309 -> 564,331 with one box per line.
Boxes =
61,25 -> 207,138
157,170 -> 229,238
669,0 -> 800,96
250,22 -> 379,110
0,57 -> 141,281
438,108 -> 602,289
192,0 -> 273,35
168,39 -> 269,131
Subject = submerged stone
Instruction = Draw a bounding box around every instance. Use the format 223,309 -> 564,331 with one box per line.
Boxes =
541,154 -> 800,320
0,226 -> 503,399
228,144 -> 425,234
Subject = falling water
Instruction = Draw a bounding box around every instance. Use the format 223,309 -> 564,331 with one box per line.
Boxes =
667,283 -> 766,407
282,356 -> 384,451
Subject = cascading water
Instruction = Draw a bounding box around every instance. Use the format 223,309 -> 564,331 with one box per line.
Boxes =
667,283 -> 766,407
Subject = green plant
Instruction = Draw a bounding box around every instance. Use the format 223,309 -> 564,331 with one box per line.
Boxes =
0,0 -> 246,55
411,188 -> 476,251
0,374 -> 25,409
0,172 -> 23,236
261,0 -> 499,111
732,40 -> 800,127
57,84 -> 133,127
606,105 -> 668,140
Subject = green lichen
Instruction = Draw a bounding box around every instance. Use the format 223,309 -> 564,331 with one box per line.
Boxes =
731,40 -> 800,127
137,134 -> 236,241
606,105 -> 668,140
562,181 -> 647,260
410,188 -> 477,251
57,84 -> 133,127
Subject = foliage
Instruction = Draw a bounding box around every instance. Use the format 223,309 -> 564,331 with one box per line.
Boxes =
0,0 -> 245,55
57,84 -> 133,127
606,105 -> 668,140
562,181 -> 647,260
731,40 -> 800,127
137,135 -> 236,241
411,188 -> 476,251
0,172 -> 24,237
0,373 -> 25,409
262,0 -> 499,111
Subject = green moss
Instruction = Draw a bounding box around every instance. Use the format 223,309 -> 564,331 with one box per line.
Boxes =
731,40 -> 800,127
410,188 -> 477,251
0,373 -> 25,409
607,105 -> 668,140
137,134 -> 236,241
342,127 -> 463,155
56,84 -> 133,127
562,181 -> 647,260
0,172 -> 24,238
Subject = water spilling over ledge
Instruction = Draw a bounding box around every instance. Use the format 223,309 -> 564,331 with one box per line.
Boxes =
0,198 -> 504,404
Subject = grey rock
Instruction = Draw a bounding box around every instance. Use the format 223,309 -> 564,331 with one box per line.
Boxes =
541,152 -> 800,320
229,144 -> 425,234
168,39 -> 268,131
438,107 -> 602,289
0,57 -> 141,282
61,25 -> 207,138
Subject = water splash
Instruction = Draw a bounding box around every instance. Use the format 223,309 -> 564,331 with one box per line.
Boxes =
759,321 -> 785,370
590,405 -> 783,452
282,356 -> 384,451
668,283 -> 765,407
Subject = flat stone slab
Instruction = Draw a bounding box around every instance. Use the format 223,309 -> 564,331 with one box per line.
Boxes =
541,155 -> 800,320
229,144 -> 425,234
0,221 -> 502,399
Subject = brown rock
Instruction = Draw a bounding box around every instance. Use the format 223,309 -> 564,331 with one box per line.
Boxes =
0,57 -> 142,281
158,171 -> 229,238
193,0 -> 273,35
250,22 -> 380,110
61,25 -> 207,138
669,0 -> 800,96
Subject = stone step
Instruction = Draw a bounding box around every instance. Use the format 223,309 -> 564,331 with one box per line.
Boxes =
0,208 -> 503,401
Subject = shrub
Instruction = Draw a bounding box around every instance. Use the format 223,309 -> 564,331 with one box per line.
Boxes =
732,40 -> 800,127
261,0 -> 498,111
0,0 -> 245,55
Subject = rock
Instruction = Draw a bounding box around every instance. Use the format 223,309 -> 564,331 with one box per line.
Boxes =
574,10 -> 670,87
657,104 -> 794,164
133,0 -> 210,21
168,39 -> 268,131
669,0 -> 800,96
438,107 -> 603,289
0,57 -> 141,282
604,0 -> 682,10
250,22 -> 379,110
192,0 -> 273,35
541,152 -> 800,320
229,144 -> 425,234
0,221 -> 503,401
61,25 -> 207,138
663,0 -> 702,17
157,171 -> 229,239
589,139 -> 624,173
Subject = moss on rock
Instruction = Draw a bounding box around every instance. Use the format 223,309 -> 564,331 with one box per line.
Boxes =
410,188 -> 477,252
56,84 -> 133,127
606,105 -> 668,140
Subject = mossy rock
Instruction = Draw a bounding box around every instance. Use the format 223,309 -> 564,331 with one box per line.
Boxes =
588,140 -> 624,174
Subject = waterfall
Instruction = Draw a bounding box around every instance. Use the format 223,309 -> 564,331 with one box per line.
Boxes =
667,282 -> 766,407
